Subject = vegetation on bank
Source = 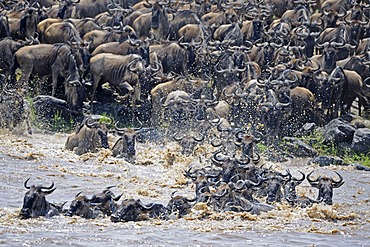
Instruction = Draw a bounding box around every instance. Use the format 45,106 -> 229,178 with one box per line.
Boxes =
279,130 -> 370,167
302,131 -> 370,167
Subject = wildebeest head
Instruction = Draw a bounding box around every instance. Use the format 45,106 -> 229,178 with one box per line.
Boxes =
307,171 -> 344,205
167,192 -> 196,218
65,191 -> 102,219
20,178 -> 56,219
111,120 -> 142,159
110,198 -> 154,222
19,6 -> 41,39
284,170 -> 305,203
319,66 -> 345,115
260,170 -> 292,204
150,2 -> 170,40
56,0 -> 79,19
259,89 -> 291,137
184,166 -> 221,202
70,41 -> 91,74
88,186 -> 122,216
173,132 -> 205,156
85,117 -> 110,150
234,130 -> 262,163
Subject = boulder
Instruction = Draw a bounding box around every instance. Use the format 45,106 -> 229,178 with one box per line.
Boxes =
283,137 -> 318,157
351,128 -> 370,153
33,95 -> 82,129
294,122 -> 317,137
354,163 -> 370,171
323,119 -> 356,144
310,155 -> 344,167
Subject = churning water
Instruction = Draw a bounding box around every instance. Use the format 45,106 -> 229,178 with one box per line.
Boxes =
0,130 -> 369,246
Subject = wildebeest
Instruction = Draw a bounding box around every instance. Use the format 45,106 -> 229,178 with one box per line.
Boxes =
319,66 -> 364,119
80,186 -> 122,216
132,1 -> 170,40
307,171 -> 345,205
65,191 -> 103,219
64,115 -> 111,155
149,41 -> 188,75
0,37 -> 30,83
0,14 -> 10,38
111,120 -> 142,159
20,178 -> 60,219
258,169 -> 292,204
14,43 -> 83,108
166,192 -> 196,218
89,53 -> 146,112
43,21 -> 83,44
110,198 -> 155,222
173,131 -> 205,156
91,37 -> 149,65
72,0 -> 115,19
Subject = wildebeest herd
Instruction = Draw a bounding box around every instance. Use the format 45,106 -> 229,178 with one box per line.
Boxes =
21,166 -> 345,221
0,0 -> 366,220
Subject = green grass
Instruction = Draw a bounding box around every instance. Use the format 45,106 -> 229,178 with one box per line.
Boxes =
24,96 -> 76,132
296,131 -> 370,167
50,110 -> 75,132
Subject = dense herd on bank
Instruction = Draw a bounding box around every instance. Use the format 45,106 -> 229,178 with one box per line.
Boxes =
0,0 -> 370,137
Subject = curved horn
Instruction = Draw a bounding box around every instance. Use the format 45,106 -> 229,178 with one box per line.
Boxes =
212,149 -> 227,163
113,193 -> 123,201
173,132 -> 185,141
42,187 -> 56,194
133,117 -> 143,131
114,121 -> 126,132
332,171 -> 345,188
293,170 -> 305,182
213,188 -> 228,198
235,157 -> 252,168
185,196 -> 197,202
307,171 -> 320,188
127,58 -> 142,72
139,200 -> 155,210
24,177 -> 31,189
41,181 -> 55,190
192,133 -> 205,142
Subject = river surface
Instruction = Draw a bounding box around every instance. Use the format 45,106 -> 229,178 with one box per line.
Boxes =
0,129 -> 369,246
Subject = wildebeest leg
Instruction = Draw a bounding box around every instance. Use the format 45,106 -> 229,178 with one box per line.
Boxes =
333,100 -> 340,118
90,74 -> 102,113
17,64 -> 33,92
37,75 -> 50,95
51,64 -> 60,97
119,81 -> 136,122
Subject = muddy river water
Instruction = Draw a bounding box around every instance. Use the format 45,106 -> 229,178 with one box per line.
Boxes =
0,129 -> 369,246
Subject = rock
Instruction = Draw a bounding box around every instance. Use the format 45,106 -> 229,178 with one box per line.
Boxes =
33,95 -> 82,129
323,119 -> 356,144
341,113 -> 370,129
351,128 -> 370,153
310,155 -> 344,167
354,163 -> 370,171
283,137 -> 318,157
340,113 -> 358,123
294,123 -> 317,137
